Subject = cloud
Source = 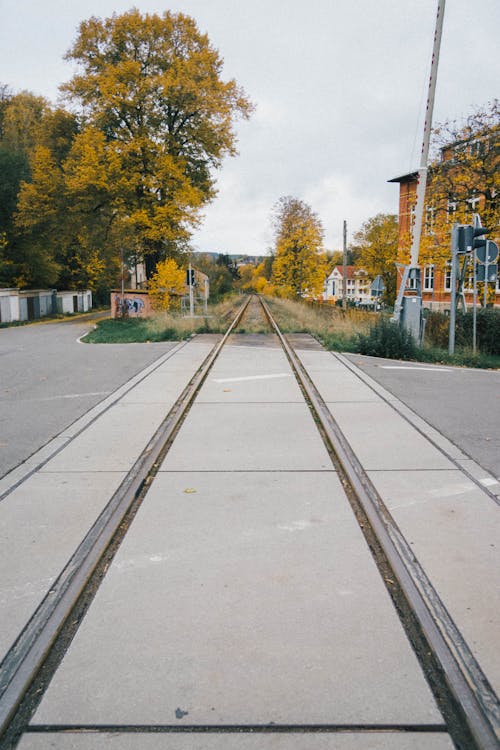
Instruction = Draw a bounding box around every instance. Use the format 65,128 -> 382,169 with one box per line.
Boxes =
304,173 -> 393,250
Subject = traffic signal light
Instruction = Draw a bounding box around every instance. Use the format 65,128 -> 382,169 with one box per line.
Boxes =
457,224 -> 488,254
186,269 -> 195,286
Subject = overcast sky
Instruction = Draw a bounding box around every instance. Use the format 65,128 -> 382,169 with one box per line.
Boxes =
1,0 -> 499,254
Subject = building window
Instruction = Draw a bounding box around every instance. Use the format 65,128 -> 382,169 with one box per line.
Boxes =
470,139 -> 485,158
447,196 -> 458,221
466,191 -> 480,216
425,206 -> 436,235
423,265 -> 434,291
444,262 -> 452,292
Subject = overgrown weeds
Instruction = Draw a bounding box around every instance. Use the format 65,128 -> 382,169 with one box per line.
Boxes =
266,297 -> 500,369
84,297 -> 243,343
266,298 -> 373,350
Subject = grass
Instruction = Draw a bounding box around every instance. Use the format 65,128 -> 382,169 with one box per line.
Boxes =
266,297 -> 373,350
266,297 -> 500,369
84,297 -> 244,343
83,294 -> 500,369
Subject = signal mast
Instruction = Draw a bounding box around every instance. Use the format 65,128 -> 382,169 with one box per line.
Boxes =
392,0 -> 446,339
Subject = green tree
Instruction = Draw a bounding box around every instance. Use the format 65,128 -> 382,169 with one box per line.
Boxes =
61,9 -> 253,277
271,197 -> 326,298
0,88 -> 82,288
188,253 -> 234,301
353,213 -> 398,305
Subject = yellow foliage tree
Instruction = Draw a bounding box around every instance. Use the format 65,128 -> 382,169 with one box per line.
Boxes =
399,102 -> 499,273
62,9 -> 253,277
148,258 -> 186,311
271,197 -> 326,298
353,214 -> 399,304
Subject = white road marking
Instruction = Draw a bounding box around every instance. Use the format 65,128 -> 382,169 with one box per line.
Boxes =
213,373 -> 292,383
480,477 -> 500,487
3,391 -> 112,403
278,520 -> 312,532
380,366 -> 451,372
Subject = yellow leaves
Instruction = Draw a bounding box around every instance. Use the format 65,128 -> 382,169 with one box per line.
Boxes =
64,128 -> 109,195
271,197 -> 325,299
15,146 -> 62,230
148,258 -> 186,311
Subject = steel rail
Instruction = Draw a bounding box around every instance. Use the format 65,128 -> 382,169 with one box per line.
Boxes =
259,295 -> 499,750
0,295 -> 252,743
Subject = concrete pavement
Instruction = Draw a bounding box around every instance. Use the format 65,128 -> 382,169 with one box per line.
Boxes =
2,333 -> 498,748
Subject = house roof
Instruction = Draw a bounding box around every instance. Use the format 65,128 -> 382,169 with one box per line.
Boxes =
327,266 -> 367,280
387,171 -> 419,184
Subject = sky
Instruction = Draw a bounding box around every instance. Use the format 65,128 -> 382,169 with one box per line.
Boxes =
1,0 -> 499,255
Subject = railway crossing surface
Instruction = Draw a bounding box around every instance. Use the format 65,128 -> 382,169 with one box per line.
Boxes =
0,297 -> 498,749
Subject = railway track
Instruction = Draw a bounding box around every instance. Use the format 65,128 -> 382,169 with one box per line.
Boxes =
0,295 -> 498,749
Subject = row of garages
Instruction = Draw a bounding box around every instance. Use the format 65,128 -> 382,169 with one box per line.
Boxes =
0,288 -> 92,324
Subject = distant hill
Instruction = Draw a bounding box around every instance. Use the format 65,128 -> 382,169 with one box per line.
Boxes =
193,251 -> 266,264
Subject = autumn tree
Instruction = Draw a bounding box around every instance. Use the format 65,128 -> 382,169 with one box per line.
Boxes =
400,101 -> 499,269
148,258 -> 186,311
0,91 -> 78,287
60,9 -> 252,278
271,197 -> 326,298
353,214 -> 398,304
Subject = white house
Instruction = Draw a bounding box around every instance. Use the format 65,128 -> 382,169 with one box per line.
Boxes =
324,266 -> 373,304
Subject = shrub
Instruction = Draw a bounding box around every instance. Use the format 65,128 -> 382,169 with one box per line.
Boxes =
357,317 -> 417,360
426,309 -> 500,355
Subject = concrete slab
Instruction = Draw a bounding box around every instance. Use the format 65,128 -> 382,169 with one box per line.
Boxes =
113,342 -> 215,405
0,437 -> 71,498
18,731 -> 454,749
53,343 -> 187,441
196,341 -> 304,402
210,344 -> 291,373
40,403 -> 167,473
386,401 -> 468,461
160,403 -> 332,471
198,374 -> 303,403
455,458 -> 500,495
294,350 -> 347,372
325,402 -> 453,471
0,471 -> 126,658
368,469 -> 500,695
32,472 -> 441,726
226,333 -> 282,349
302,369 -> 380,403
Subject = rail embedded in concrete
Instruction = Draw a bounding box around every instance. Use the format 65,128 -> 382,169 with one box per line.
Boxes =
1,294 -> 498,750
259,295 -> 499,750
0,297 -> 252,744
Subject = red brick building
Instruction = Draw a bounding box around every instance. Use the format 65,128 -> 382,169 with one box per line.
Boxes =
389,134 -> 500,311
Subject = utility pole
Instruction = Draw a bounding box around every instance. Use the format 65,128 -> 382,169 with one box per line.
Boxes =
448,223 -> 458,354
342,220 -> 347,311
189,262 -> 194,317
393,0 -> 446,341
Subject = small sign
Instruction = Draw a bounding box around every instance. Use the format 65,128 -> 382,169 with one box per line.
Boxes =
476,263 -> 498,283
476,240 -> 499,264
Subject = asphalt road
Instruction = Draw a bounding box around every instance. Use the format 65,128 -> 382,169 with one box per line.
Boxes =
344,353 -> 500,479
0,315 -> 179,479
